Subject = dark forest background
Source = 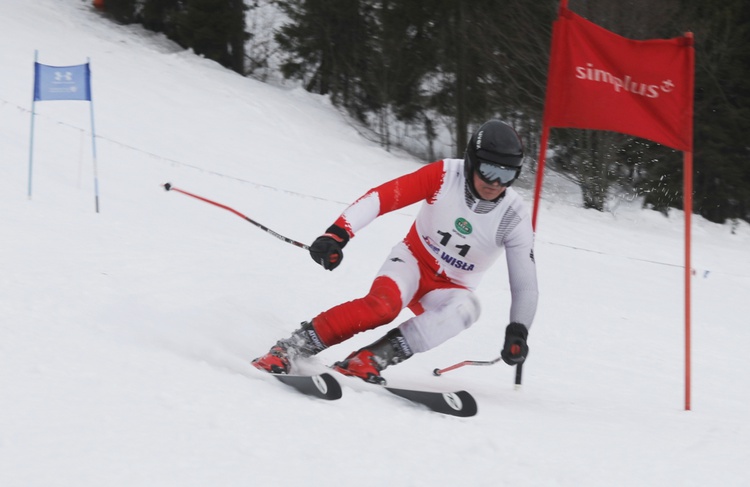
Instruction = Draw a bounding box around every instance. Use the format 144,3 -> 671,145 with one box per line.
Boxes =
99,0 -> 749,225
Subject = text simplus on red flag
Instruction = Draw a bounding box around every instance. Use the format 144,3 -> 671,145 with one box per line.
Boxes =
544,7 -> 694,151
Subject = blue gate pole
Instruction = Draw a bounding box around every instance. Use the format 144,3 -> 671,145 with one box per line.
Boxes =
27,50 -> 39,200
87,59 -> 100,213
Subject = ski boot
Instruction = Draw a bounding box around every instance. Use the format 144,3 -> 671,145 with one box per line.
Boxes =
333,329 -> 413,385
252,321 -> 326,374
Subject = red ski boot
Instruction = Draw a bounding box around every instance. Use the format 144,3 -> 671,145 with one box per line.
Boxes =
333,349 -> 386,384
252,345 -> 292,374
332,329 -> 413,385
252,321 -> 326,374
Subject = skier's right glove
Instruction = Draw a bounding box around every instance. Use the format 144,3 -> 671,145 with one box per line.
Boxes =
309,224 -> 350,271
501,322 -> 529,365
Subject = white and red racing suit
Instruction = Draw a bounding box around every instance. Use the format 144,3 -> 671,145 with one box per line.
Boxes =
312,158 -> 538,354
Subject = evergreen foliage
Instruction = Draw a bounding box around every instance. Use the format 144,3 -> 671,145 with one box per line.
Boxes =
103,0 -> 138,23
100,0 -> 249,75
274,0 -> 556,157
635,0 -> 750,222
97,0 -> 749,223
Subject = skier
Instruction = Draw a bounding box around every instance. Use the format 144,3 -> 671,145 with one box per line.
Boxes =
253,120 -> 539,384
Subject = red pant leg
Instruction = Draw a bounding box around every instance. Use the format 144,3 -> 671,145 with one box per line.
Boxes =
312,276 -> 402,346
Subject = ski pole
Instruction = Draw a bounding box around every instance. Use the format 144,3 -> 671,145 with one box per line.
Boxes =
515,363 -> 523,390
434,357 -> 523,390
432,356 -> 502,376
163,183 -> 310,250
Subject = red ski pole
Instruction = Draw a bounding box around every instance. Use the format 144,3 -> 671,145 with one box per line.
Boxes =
432,357 -> 502,376
163,183 -> 310,250
433,357 -> 523,390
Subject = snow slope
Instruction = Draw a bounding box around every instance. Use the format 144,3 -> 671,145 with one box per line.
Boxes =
1,1 -> 749,486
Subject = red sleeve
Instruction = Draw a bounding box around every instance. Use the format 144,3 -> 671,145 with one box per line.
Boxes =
332,160 -> 446,237
371,160 -> 445,214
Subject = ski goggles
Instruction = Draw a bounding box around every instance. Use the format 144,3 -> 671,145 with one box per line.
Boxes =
476,161 -> 520,185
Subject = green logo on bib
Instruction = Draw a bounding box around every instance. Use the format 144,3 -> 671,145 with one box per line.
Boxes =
455,217 -> 473,235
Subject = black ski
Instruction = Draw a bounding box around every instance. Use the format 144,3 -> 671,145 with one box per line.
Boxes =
266,370 -> 476,415
384,386 -> 478,417
272,373 -> 342,400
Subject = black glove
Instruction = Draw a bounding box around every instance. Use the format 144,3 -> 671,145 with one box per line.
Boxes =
309,224 -> 350,271
501,322 -> 529,365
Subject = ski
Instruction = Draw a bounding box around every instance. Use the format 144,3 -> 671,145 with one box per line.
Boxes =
328,367 -> 477,417
383,386 -> 478,417
264,370 -> 476,416
272,373 -> 342,400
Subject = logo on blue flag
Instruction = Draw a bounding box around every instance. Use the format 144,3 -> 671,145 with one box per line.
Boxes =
34,63 -> 91,101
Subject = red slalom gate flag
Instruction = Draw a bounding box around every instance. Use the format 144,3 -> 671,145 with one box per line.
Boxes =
544,5 -> 694,151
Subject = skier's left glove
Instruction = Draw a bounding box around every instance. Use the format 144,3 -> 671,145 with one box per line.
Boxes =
501,322 -> 529,365
309,224 -> 350,271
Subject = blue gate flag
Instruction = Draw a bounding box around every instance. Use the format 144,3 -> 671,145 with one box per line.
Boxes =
33,62 -> 91,101
29,53 -> 100,212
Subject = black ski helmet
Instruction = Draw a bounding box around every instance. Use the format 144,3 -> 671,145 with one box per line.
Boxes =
464,120 -> 524,198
